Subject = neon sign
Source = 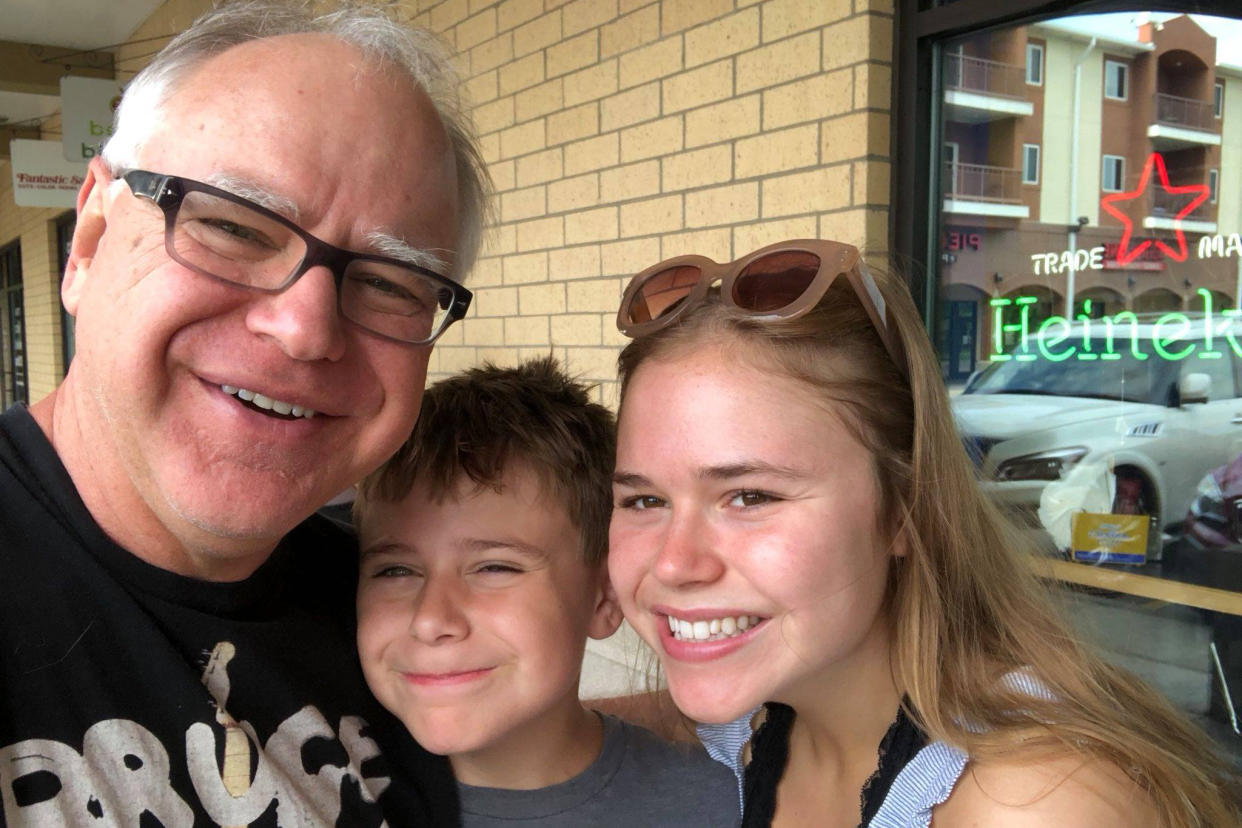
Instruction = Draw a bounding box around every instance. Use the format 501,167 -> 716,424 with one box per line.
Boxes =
1099,152 -> 1209,265
989,288 -> 1237,362
1198,234 -> 1242,259
1031,246 -> 1105,276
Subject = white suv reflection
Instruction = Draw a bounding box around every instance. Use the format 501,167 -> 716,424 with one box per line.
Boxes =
953,315 -> 1242,536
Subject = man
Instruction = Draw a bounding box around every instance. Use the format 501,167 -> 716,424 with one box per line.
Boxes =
0,3 -> 489,825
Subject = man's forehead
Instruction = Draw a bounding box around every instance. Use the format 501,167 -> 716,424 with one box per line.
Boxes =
137,33 -> 458,272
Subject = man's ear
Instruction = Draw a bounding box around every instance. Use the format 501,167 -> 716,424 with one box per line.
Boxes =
62,157 -> 115,315
587,566 -> 624,641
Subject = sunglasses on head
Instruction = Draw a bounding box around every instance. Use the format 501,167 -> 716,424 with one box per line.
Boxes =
615,239 -> 908,376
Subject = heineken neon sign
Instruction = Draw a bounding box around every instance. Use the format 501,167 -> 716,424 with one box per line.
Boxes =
990,288 -> 1236,362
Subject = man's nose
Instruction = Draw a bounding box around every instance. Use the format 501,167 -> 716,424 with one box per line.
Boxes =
652,510 -> 726,588
408,575 -> 469,645
244,265 -> 348,361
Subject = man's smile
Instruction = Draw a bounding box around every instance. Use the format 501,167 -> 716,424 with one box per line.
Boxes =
220,384 -> 318,419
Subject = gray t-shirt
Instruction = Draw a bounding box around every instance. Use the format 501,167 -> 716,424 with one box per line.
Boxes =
459,714 -> 740,827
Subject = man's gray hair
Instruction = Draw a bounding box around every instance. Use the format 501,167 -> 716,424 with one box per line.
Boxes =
102,0 -> 492,277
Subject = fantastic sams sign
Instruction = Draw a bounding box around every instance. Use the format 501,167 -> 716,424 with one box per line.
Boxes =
990,152 -> 1239,363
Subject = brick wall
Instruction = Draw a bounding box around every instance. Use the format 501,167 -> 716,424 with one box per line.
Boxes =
409,0 -> 895,404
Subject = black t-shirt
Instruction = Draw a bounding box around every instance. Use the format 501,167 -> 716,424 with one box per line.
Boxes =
0,405 -> 458,827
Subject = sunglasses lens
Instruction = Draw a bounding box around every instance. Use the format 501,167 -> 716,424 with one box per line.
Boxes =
733,251 -> 821,312
626,265 -> 703,324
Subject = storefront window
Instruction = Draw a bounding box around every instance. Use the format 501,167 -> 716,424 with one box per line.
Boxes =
936,10 -> 1242,760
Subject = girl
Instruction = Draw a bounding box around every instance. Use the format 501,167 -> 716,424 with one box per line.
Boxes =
607,240 -> 1239,827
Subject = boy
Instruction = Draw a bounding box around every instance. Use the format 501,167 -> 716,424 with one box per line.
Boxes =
355,357 -> 739,827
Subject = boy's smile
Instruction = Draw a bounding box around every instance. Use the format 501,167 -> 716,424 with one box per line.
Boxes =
356,464 -> 621,787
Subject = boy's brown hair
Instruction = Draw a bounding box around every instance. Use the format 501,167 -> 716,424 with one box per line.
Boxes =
356,356 -> 616,564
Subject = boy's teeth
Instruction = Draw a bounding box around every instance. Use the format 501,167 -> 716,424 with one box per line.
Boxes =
668,614 -> 763,642
219,385 -> 316,419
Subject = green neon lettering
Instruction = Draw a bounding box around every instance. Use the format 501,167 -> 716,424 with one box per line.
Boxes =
1076,300 -> 1095,359
1037,316 -> 1075,361
1153,313 -> 1194,361
1197,288 -> 1223,359
989,297 -> 1012,361
1099,311 -> 1143,360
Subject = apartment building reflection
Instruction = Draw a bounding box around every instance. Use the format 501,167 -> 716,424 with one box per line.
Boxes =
938,14 -> 1239,381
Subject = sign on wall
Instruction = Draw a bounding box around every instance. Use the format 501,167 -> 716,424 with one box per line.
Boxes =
10,140 -> 86,208
60,76 -> 123,162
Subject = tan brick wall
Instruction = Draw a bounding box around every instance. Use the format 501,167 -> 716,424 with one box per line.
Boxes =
0,0 -> 894,407
415,0 -> 895,404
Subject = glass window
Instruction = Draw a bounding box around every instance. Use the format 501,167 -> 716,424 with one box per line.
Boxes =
1026,43 -> 1044,85
1102,155 -> 1126,192
1105,59 -> 1129,100
932,11 -> 1242,764
1023,144 -> 1040,184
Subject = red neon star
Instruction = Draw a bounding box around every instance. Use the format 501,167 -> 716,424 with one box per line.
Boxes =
1099,152 -> 1210,264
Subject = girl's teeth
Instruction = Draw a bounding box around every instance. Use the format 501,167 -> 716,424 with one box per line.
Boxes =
668,614 -> 763,642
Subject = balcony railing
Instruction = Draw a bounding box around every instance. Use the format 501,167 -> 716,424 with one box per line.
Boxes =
944,162 -> 1024,203
944,53 -> 1026,100
1148,174 -> 1214,221
1153,92 -> 1216,132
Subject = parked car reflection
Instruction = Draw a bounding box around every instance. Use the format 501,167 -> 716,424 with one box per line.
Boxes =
953,316 -> 1242,540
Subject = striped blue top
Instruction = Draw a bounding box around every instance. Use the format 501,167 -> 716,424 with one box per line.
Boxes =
696,673 -> 1049,826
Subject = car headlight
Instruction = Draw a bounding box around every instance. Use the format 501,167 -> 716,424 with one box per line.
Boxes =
1193,471 -> 1224,503
995,447 -> 1089,481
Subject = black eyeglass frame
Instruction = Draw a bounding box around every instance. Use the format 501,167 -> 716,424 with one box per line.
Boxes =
121,169 -> 472,346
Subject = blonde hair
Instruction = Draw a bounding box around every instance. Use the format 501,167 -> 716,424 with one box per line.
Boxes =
616,269 -> 1240,828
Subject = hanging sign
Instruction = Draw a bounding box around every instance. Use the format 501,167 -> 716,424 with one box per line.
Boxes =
60,76 -> 123,162
10,140 -> 86,208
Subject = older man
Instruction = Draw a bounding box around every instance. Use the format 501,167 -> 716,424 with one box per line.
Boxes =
0,3 -> 488,825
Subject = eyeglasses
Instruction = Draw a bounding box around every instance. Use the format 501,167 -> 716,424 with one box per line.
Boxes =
122,169 -> 472,346
615,239 -> 907,375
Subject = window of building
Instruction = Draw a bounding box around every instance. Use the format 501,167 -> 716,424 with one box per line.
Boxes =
1022,144 -> 1040,184
1104,59 -> 1129,100
943,141 -> 960,194
1102,155 -> 1126,192
1026,43 -> 1044,85
897,6 -> 1242,768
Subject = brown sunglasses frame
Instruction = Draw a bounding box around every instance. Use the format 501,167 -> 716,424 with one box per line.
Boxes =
616,239 -> 908,376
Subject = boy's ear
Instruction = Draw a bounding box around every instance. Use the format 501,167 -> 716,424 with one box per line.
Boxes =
587,567 -> 623,641
62,157 -> 115,315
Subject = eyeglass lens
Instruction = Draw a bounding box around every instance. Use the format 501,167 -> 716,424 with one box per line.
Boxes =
733,251 -> 821,312
172,188 -> 455,343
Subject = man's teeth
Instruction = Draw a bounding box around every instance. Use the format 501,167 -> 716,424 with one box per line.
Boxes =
220,385 -> 316,419
667,614 -> 762,642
